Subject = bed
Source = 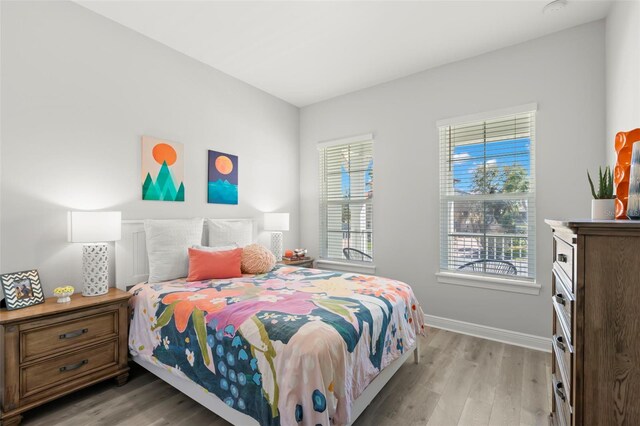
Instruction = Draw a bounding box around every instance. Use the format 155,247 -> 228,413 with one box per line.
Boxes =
117,220 -> 425,426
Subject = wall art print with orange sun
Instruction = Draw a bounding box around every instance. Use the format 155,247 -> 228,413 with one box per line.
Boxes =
142,136 -> 185,202
208,150 -> 238,204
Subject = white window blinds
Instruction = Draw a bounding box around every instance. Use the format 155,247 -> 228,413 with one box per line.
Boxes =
319,137 -> 374,263
439,109 -> 536,280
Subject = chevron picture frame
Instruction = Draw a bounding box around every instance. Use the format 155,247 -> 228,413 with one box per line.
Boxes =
1,269 -> 44,310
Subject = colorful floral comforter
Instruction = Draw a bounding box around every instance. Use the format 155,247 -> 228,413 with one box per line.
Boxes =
129,265 -> 424,426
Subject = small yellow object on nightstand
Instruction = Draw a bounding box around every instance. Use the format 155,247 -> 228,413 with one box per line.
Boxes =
53,285 -> 75,303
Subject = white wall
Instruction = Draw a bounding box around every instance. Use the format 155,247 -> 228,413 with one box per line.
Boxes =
606,0 -> 640,166
300,21 -> 606,338
0,1 -> 300,295
0,1 -> 3,276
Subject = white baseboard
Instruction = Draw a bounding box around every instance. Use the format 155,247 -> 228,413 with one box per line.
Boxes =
424,314 -> 551,353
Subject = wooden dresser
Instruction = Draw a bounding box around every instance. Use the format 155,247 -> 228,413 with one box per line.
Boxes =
0,288 -> 130,425
546,220 -> 640,426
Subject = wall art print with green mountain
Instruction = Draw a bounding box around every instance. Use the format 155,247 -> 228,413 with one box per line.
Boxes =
141,136 -> 185,202
208,150 -> 238,205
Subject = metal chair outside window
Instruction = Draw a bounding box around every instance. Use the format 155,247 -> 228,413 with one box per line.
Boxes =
343,248 -> 373,262
457,259 -> 517,275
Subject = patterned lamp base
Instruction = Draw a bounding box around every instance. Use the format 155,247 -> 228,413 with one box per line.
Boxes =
270,232 -> 284,261
82,243 -> 109,296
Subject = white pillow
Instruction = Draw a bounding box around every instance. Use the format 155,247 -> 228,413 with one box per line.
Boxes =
191,244 -> 237,252
207,219 -> 253,247
145,218 -> 204,283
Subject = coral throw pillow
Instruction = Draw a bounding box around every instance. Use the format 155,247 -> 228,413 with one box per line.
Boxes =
187,247 -> 243,281
241,244 -> 276,274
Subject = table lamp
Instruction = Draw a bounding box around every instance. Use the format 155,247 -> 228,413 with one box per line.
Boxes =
264,212 -> 289,260
68,211 -> 121,296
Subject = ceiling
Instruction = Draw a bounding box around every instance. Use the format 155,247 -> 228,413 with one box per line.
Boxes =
76,1 -> 612,107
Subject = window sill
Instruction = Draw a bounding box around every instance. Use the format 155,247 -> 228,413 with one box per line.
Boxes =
316,259 -> 377,275
435,272 -> 541,295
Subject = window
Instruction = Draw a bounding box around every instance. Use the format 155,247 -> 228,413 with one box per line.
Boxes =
439,106 -> 536,281
319,135 -> 374,263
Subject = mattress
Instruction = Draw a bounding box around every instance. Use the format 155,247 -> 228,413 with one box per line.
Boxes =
129,265 -> 424,426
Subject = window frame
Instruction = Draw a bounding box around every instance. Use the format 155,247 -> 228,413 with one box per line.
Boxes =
436,104 -> 540,295
317,134 -> 375,269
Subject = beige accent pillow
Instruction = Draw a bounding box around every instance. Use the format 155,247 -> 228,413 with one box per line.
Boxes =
241,244 -> 276,274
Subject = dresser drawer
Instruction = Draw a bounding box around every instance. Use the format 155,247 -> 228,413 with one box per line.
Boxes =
21,339 -> 118,398
554,235 -> 574,292
552,370 -> 572,426
21,310 -> 118,363
552,273 -> 574,344
552,323 -> 573,405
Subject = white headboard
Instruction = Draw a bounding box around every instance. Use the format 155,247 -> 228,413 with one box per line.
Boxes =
115,218 -> 256,291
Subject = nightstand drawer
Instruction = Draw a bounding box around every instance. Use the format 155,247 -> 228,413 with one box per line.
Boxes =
21,310 -> 118,363
21,340 -> 118,398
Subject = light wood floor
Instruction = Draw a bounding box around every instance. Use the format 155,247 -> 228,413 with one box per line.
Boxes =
22,328 -> 551,426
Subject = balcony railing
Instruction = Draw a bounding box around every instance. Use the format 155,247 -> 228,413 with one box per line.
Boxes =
447,231 -> 530,277
326,230 -> 373,262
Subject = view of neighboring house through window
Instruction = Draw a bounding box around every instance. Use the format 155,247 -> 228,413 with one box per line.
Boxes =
319,136 -> 374,262
439,108 -> 536,280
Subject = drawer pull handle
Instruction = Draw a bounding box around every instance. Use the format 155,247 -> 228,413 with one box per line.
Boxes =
554,335 -> 566,352
555,381 -> 567,401
59,359 -> 88,372
59,328 -> 88,340
557,254 -> 568,263
553,293 -> 566,306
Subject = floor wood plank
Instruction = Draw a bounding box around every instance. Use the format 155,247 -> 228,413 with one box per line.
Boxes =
426,351 -> 477,426
488,344 -> 525,426
22,330 -> 550,426
467,339 -> 506,406
520,349 -> 551,426
458,397 -> 493,426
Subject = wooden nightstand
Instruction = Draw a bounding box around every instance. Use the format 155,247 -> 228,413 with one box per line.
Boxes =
0,288 -> 131,426
279,257 -> 315,268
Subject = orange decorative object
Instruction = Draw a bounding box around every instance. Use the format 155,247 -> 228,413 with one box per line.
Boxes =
284,250 -> 294,258
614,129 -> 640,219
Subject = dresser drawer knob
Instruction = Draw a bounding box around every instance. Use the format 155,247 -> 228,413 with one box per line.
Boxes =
59,328 -> 88,340
557,254 -> 568,263
555,381 -> 567,401
554,335 -> 566,352
553,293 -> 566,306
59,359 -> 88,372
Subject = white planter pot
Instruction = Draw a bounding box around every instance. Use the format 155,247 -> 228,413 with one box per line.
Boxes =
591,199 -> 615,220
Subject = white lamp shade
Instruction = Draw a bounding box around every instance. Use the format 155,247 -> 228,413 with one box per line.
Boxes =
264,213 -> 290,231
68,211 -> 122,243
